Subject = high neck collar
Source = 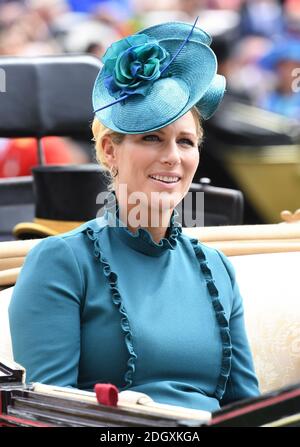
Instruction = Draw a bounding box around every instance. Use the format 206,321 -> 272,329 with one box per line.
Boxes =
103,191 -> 182,257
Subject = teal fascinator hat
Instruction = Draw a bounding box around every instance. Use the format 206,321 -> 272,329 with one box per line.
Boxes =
92,18 -> 226,134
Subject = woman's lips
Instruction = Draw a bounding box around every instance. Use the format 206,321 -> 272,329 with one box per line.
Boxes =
148,175 -> 181,189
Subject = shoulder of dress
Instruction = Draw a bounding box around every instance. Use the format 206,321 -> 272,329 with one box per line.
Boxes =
181,233 -> 223,258
26,218 -> 103,261
182,234 -> 236,279
59,218 -> 102,239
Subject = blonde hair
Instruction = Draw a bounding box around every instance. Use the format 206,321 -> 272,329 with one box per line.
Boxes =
92,106 -> 203,189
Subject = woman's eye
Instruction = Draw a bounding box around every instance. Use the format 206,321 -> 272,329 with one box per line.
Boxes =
143,135 -> 160,141
179,139 -> 195,147
142,136 -> 195,146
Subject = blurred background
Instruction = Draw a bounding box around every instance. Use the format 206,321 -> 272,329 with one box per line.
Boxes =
0,0 -> 299,224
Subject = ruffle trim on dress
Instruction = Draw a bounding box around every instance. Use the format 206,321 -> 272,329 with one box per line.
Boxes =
120,211 -> 182,252
190,238 -> 232,400
85,226 -> 137,391
104,199 -> 183,256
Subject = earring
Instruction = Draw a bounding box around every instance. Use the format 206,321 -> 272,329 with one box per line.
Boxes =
110,166 -> 118,178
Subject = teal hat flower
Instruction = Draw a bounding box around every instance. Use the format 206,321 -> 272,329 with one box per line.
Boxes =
102,34 -> 171,99
93,18 -> 226,134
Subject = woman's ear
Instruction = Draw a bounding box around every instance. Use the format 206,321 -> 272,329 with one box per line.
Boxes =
101,135 -> 117,167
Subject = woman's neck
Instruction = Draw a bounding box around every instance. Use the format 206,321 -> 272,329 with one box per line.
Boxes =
117,200 -> 173,243
127,222 -> 170,244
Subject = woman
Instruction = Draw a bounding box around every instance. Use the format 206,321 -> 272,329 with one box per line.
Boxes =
9,19 -> 259,412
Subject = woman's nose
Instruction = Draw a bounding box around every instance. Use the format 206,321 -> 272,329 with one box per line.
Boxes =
160,140 -> 181,165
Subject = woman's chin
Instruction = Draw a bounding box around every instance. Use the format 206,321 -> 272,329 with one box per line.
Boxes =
146,191 -> 182,212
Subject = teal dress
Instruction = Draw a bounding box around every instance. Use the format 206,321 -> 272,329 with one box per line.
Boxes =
9,207 -> 259,412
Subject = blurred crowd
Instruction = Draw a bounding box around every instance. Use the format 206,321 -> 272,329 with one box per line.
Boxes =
0,0 -> 299,177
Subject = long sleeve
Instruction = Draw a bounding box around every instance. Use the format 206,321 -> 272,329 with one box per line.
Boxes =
8,236 -> 83,387
216,251 -> 260,406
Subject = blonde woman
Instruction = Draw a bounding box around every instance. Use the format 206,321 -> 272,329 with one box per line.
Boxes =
9,19 -> 259,412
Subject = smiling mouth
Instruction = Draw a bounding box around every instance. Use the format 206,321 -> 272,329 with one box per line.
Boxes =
149,175 -> 181,184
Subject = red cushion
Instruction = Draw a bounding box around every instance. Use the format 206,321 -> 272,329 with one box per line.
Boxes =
0,137 -> 74,177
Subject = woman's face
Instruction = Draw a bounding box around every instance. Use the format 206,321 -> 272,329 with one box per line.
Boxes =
104,110 -> 200,216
